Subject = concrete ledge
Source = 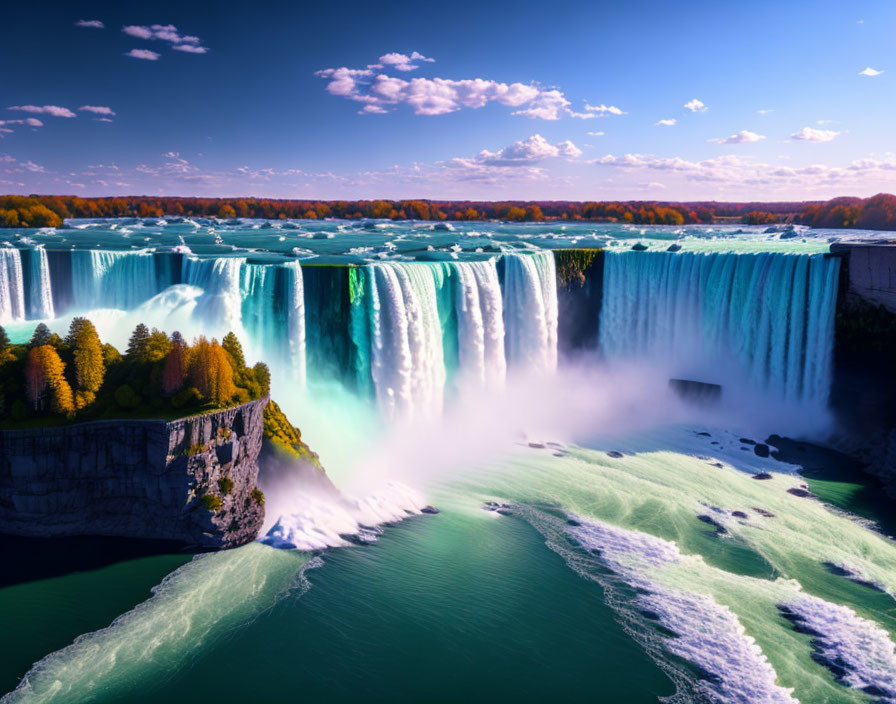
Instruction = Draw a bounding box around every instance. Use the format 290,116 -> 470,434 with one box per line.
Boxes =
830,242 -> 896,313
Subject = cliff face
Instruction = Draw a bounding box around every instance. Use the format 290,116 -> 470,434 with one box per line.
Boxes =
0,398 -> 267,549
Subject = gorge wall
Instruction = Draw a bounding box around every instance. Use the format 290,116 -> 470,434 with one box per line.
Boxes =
0,398 -> 267,549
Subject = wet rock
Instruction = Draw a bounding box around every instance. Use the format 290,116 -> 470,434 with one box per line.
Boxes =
420,506 -> 440,515
710,462 -> 724,468
553,452 -> 566,458
696,431 -> 712,437
754,444 -> 770,458
752,472 -> 773,480
566,519 -> 582,527
697,514 -> 728,534
732,511 -> 748,519
752,507 -> 776,518
739,438 -> 756,445
496,508 -> 513,516
787,488 -> 813,498
666,243 -> 682,252
606,451 -> 624,459
528,442 -> 546,449
631,242 -> 648,251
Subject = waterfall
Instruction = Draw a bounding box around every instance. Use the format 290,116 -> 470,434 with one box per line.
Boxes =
183,256 -> 245,340
28,246 -> 55,319
599,251 -> 840,407
368,262 -> 449,421
453,260 -> 506,390
286,261 -> 306,386
502,251 -> 558,374
0,247 -> 25,323
71,250 -> 159,310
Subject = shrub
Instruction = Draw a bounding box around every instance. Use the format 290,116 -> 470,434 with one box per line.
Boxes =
201,494 -> 223,512
183,442 -> 206,456
171,386 -> 202,409
251,488 -> 265,506
218,476 -> 234,495
114,384 -> 141,409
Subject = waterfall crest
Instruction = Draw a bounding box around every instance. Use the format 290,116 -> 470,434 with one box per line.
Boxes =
454,260 -> 506,390
0,248 -> 25,323
599,251 -> 840,407
503,251 -> 558,374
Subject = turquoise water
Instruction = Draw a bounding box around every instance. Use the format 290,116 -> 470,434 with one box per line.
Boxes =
2,220 -> 896,703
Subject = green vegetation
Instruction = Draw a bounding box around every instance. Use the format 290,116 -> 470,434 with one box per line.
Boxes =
201,494 -> 223,512
218,477 -> 234,496
263,400 -> 321,469
554,249 -> 602,289
250,488 -> 265,506
0,319 -> 270,427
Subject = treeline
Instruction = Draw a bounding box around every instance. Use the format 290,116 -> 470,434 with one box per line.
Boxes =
1,194 -> 819,227
799,193 -> 896,230
0,319 -> 270,425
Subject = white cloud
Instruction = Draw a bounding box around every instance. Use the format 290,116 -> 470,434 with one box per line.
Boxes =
655,118 -> 676,126
121,24 -> 207,53
125,49 -> 161,61
684,98 -> 707,113
376,51 -> 434,71
587,131 -> 605,136
859,67 -> 883,76
470,134 -> 582,165
316,55 -> 607,120
7,105 -> 76,118
757,109 -> 773,115
709,130 -> 766,144
172,44 -> 209,54
584,103 -> 625,116
75,19 -> 104,29
791,126 -> 840,142
0,118 -> 43,129
78,105 -> 115,116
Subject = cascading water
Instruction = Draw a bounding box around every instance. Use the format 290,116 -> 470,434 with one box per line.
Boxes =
502,251 -> 558,374
0,247 -> 25,323
182,256 -> 245,340
367,261 -> 449,421
71,250 -> 159,310
599,250 -> 840,408
453,260 -> 506,390
27,246 -> 54,320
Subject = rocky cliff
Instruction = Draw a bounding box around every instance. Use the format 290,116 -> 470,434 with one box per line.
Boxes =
0,398 -> 267,549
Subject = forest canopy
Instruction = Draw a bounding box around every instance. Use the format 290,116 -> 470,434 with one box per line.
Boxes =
0,320 -> 270,426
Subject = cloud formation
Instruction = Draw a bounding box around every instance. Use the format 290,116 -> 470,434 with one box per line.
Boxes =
859,67 -> 883,76
121,24 -> 208,55
373,51 -> 434,71
709,130 -> 765,144
7,105 -> 76,118
316,54 -> 618,120
684,98 -> 707,113
446,134 -> 581,181
125,49 -> 161,61
791,126 -> 840,142
655,118 -> 676,126
78,105 -> 115,116
75,20 -> 104,29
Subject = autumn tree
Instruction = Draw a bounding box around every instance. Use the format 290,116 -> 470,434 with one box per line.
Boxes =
189,337 -> 236,407
66,317 -> 106,408
0,325 -> 8,355
144,328 -> 172,363
162,331 -> 188,395
25,345 -> 74,415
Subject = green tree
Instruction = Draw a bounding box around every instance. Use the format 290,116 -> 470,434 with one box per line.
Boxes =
253,362 -> 271,397
0,325 -> 9,355
29,323 -> 52,348
126,323 -> 151,360
144,328 -> 172,363
221,331 -> 246,369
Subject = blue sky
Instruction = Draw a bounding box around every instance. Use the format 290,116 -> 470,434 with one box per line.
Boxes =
2,0 -> 895,201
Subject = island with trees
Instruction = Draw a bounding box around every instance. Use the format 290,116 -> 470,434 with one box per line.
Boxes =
0,320 -> 319,549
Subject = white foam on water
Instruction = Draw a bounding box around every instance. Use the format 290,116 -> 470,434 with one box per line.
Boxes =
781,595 -> 896,701
262,481 -> 428,551
566,517 -> 798,704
